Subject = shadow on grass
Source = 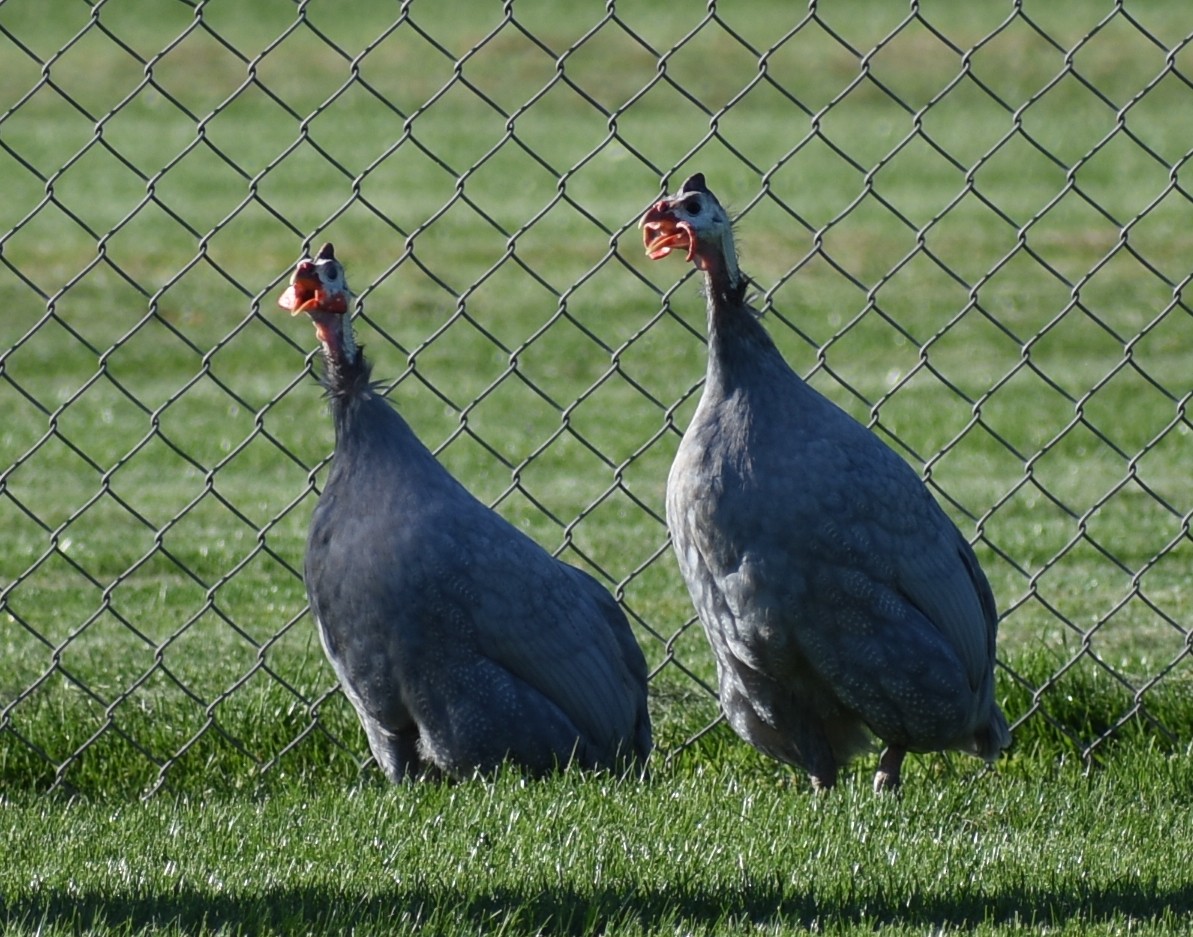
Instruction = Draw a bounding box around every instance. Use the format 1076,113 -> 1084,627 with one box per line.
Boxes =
5,878 -> 1192,934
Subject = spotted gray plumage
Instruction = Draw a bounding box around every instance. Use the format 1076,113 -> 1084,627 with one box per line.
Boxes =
642,175 -> 1009,790
280,243 -> 651,781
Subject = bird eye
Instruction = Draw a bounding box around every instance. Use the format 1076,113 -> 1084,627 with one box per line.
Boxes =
681,196 -> 702,215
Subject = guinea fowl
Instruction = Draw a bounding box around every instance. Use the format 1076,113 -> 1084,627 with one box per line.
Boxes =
641,175 -> 1010,791
278,243 -> 651,781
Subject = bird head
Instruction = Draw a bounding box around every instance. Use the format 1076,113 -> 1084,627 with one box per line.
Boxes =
640,173 -> 738,280
278,242 -> 355,351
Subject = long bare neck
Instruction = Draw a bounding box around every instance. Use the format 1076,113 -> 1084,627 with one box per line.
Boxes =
309,309 -> 369,400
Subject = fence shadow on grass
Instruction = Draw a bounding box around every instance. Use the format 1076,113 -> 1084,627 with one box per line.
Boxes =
6,878 -> 1192,934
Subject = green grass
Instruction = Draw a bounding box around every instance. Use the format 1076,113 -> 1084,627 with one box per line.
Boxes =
4,746 -> 1193,936
3,1 -> 1193,932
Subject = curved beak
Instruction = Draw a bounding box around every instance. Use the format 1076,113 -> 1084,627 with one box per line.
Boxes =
640,202 -> 697,263
277,260 -> 349,316
278,262 -> 320,315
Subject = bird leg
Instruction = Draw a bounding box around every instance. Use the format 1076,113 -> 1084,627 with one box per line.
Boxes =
367,722 -> 426,784
873,745 -> 906,793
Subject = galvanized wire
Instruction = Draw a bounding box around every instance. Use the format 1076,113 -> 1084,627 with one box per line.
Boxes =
2,0 -> 1192,793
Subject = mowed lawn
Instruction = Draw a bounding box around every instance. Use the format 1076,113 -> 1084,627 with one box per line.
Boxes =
3,1 -> 1193,934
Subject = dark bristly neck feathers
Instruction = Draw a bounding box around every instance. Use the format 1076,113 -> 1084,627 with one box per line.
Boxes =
701,227 -> 780,382
702,234 -> 750,326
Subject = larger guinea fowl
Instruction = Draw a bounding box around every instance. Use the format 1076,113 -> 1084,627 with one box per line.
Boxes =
278,243 -> 651,780
641,175 -> 1009,791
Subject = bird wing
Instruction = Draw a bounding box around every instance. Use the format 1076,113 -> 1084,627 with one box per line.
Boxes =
673,387 -> 998,717
888,510 -> 998,690
443,516 -> 650,760
774,393 -> 999,691
779,443 -> 998,699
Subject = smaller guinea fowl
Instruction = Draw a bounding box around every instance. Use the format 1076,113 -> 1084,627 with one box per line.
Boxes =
641,175 -> 1010,791
278,243 -> 651,781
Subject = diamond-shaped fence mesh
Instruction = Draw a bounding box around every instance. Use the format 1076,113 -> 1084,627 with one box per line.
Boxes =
3,0 -> 1193,794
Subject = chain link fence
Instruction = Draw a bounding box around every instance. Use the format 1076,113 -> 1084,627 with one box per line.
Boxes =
3,0 -> 1193,794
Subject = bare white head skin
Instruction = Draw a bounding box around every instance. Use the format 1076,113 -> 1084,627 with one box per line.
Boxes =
277,242 -> 358,362
640,173 -> 741,286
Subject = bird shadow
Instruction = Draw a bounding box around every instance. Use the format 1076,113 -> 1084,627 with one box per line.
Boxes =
5,877 -> 1192,935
